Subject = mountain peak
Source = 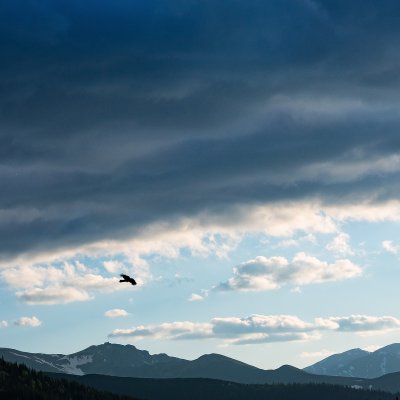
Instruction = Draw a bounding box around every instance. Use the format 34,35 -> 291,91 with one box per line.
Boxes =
374,343 -> 400,354
277,364 -> 300,371
196,353 -> 229,360
79,342 -> 141,353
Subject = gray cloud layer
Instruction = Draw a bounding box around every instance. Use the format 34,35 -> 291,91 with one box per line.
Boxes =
1,0 -> 400,258
109,313 -> 400,345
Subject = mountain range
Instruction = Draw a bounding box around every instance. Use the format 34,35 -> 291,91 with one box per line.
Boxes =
0,342 -> 268,383
2,342 -> 400,392
1,357 -> 394,400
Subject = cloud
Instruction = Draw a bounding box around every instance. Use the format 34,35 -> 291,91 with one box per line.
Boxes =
188,293 -> 204,302
326,233 -> 354,256
211,315 -> 320,344
1,261 -> 127,305
1,265 -> 63,289
1,262 -> 115,290
0,200 -> 395,305
0,201 -> 339,303
216,253 -> 362,292
1,0 -> 400,268
110,321 -> 213,341
382,240 -> 400,254
110,313 -> 400,345
0,320 -> 8,328
316,315 -> 400,334
70,274 -> 120,292
16,286 -> 90,305
105,309 -> 129,318
14,316 -> 42,327
103,260 -> 125,273
229,332 -> 319,345
211,314 -> 315,335
0,200 -> 399,300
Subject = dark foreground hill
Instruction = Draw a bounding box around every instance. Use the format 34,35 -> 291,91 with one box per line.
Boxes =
0,358 -> 138,400
53,372 -> 397,400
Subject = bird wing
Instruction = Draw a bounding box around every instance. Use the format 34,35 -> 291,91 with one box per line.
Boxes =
120,274 -> 129,280
129,277 -> 137,285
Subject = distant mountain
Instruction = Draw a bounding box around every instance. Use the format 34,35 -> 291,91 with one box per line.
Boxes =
1,343 -> 318,384
4,342 -> 400,386
304,343 -> 400,378
304,348 -> 370,376
0,342 -> 368,385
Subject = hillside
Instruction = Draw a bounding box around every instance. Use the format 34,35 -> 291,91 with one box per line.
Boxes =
304,348 -> 370,376
1,355 -> 398,400
0,358 -> 138,400
52,372 -> 396,400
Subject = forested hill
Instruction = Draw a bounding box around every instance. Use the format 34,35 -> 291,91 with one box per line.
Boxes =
1,357 -> 397,400
0,358 -> 138,400
56,372 -> 397,400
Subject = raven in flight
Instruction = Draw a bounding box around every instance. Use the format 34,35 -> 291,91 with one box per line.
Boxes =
119,274 -> 137,286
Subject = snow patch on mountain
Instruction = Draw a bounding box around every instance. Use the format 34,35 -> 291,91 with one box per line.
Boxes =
60,355 -> 93,375
10,351 -> 30,359
380,356 -> 387,375
32,356 -> 64,372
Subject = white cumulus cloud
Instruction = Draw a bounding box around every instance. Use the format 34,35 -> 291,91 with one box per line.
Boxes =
16,286 -> 90,305
2,262 -> 126,305
212,314 -> 315,335
216,253 -> 362,292
188,293 -> 204,302
326,233 -> 354,256
212,314 -> 320,345
0,320 -> 8,328
14,316 -> 42,327
382,240 -> 400,254
110,321 -> 213,341
316,315 -> 400,333
105,309 -> 129,318
103,260 -> 125,273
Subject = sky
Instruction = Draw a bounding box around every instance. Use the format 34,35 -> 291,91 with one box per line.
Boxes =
1,0 -> 400,370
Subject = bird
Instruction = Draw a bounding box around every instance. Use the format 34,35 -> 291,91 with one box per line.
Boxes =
119,274 -> 137,286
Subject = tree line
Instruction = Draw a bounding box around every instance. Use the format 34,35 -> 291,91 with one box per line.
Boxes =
0,357 -> 139,400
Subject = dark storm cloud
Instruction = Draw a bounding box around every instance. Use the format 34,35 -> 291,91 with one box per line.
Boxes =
1,0 -> 400,258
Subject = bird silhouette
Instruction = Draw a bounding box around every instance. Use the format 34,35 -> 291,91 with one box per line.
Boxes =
119,274 -> 137,285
